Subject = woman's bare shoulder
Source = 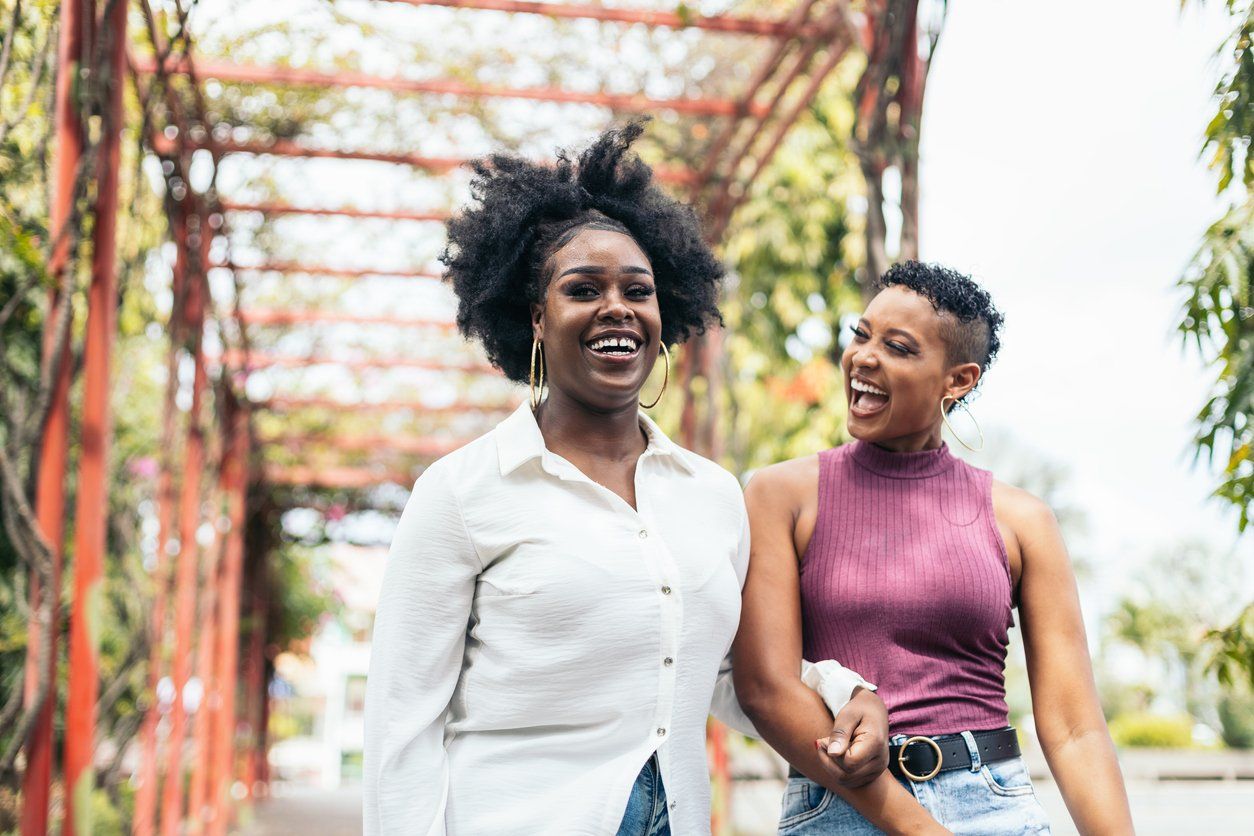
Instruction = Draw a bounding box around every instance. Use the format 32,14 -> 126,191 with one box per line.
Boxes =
744,454 -> 820,508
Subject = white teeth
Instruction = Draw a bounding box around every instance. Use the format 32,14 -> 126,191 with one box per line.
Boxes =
851,379 -> 888,396
589,336 -> 640,351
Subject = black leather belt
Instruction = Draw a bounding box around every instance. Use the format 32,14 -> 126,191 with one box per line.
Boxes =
788,727 -> 1020,784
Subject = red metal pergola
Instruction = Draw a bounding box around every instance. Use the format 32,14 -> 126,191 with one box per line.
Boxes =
16,1 -> 870,834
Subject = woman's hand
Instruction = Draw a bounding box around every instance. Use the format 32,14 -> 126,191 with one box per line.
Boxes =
818,686 -> 889,787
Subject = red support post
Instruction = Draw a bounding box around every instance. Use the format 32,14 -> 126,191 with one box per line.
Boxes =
20,0 -> 87,831
159,216 -> 210,836
62,0 -> 126,831
206,404 -> 249,836
187,502 -> 224,833
240,552 -> 270,801
133,205 -> 188,836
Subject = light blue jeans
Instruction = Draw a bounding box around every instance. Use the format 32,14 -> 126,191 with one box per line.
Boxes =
779,737 -> 1050,835
616,753 -> 671,836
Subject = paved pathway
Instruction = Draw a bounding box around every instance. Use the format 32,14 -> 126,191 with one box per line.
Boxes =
238,780 -> 1253,834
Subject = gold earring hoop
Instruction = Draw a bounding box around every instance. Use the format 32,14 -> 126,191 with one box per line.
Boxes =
639,343 -> 670,409
940,396 -> 984,452
530,338 -> 546,409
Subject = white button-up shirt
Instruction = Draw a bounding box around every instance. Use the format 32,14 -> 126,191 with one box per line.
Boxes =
364,404 -> 865,835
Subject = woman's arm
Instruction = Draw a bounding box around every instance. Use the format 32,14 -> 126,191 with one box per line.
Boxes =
364,461 -> 482,836
711,509 -> 886,765
734,464 -> 948,835
998,483 -> 1134,836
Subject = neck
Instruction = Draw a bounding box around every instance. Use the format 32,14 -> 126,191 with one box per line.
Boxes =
535,387 -> 646,461
868,421 -> 945,453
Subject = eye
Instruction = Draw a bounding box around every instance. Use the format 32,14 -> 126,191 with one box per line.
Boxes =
566,283 -> 598,299
849,325 -> 868,341
627,284 -> 655,300
886,341 -> 912,356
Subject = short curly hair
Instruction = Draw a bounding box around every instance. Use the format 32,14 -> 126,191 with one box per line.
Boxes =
877,261 -> 1004,375
441,121 -> 725,384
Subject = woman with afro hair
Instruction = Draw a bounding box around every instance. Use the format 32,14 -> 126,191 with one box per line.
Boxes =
363,124 -> 922,836
734,263 -> 1133,834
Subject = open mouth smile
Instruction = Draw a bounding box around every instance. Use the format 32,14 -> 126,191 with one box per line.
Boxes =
849,377 -> 890,417
585,333 -> 643,363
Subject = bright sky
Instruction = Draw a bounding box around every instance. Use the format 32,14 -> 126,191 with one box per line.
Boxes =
917,0 -> 1249,608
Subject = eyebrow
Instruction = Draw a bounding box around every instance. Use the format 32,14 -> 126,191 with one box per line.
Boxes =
558,265 -> 653,278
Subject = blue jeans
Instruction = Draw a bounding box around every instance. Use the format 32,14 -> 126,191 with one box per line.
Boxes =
616,753 -> 671,836
779,739 -> 1050,835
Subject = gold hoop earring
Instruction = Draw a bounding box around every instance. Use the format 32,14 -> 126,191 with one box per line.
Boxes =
940,396 -> 984,452
530,338 -> 546,409
639,343 -> 670,409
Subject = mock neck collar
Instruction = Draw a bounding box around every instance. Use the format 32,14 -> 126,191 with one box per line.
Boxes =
849,438 -> 956,479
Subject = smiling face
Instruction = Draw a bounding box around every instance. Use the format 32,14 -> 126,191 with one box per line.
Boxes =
531,228 -> 662,412
841,285 -> 981,450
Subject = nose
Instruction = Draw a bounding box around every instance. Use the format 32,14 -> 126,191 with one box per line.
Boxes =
598,288 -> 634,322
849,342 -> 880,372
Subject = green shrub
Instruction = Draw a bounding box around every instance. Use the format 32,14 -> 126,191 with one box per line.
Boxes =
1109,712 -> 1194,748
1219,691 -> 1254,749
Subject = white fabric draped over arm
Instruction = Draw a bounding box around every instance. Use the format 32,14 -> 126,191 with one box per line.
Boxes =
708,505 -> 876,738
364,462 -> 482,836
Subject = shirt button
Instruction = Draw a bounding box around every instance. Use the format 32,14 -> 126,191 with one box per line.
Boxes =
638,529 -> 648,539
663,657 -> 674,666
656,727 -> 667,737
660,585 -> 671,595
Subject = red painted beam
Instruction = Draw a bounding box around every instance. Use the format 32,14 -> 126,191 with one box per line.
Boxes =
251,396 -> 517,414
134,56 -> 769,118
227,261 -> 441,281
262,433 -> 472,457
383,0 -> 796,36
263,464 -> 418,488
63,2 -> 126,831
151,134 -> 463,172
156,135 -> 695,186
238,309 -> 456,331
221,349 -> 497,374
221,201 -> 449,222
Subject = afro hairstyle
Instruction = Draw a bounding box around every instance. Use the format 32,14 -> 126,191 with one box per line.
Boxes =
441,121 -> 724,384
876,261 -> 1005,391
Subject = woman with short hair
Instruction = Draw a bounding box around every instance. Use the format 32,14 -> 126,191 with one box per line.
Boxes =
734,262 -> 1134,834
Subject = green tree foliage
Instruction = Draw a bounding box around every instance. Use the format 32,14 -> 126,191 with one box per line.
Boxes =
714,87 -> 865,473
1106,541 -> 1250,746
1178,0 -> 1254,687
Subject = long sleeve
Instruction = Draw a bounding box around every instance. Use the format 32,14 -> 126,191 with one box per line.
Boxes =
364,462 -> 482,836
709,507 -> 876,737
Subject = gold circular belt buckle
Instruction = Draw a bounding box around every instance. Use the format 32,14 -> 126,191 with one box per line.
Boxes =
897,736 -> 943,782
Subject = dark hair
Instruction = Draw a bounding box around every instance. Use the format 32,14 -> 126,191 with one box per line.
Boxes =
441,121 -> 724,384
877,261 -> 1004,384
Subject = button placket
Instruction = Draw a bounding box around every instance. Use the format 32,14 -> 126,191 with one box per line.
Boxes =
635,461 -> 678,759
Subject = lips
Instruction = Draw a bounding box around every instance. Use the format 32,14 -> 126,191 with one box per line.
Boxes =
584,330 -> 644,364
849,376 -> 889,417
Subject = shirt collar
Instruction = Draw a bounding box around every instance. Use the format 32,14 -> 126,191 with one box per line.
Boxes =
496,401 -> 698,477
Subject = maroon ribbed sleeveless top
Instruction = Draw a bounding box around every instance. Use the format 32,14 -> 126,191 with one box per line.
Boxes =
800,440 -> 1013,736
